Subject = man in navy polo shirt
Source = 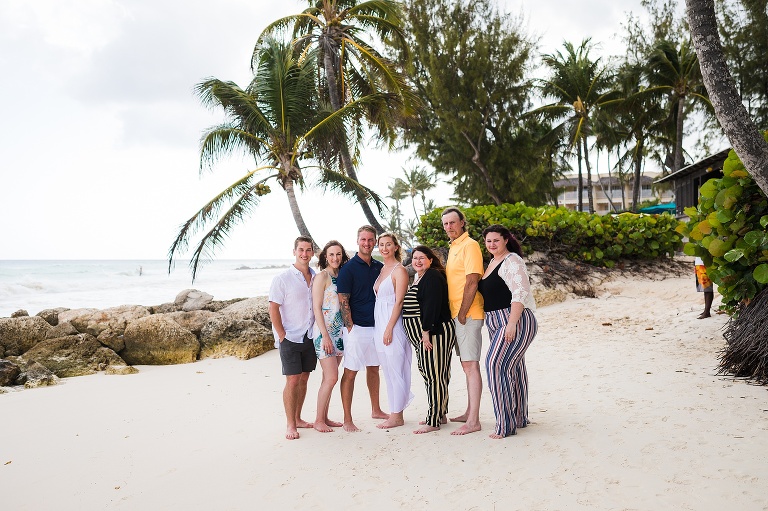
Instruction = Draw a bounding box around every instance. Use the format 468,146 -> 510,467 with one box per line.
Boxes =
337,225 -> 388,431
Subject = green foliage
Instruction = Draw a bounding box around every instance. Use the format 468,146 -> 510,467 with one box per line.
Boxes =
415,203 -> 683,267
679,134 -> 768,310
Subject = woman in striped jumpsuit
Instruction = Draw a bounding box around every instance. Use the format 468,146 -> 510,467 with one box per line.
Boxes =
402,245 -> 456,434
477,225 -> 537,438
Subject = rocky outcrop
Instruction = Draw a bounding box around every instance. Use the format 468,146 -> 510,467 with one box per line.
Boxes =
36,307 -> 71,326
59,305 -> 150,352
0,316 -> 52,357
166,310 -> 217,336
104,365 -> 139,375
11,309 -> 29,318
219,297 -> 271,328
46,321 -> 80,339
0,359 -> 21,386
199,316 -> 274,360
122,315 -> 200,365
174,289 -> 213,312
20,334 -> 126,378
20,361 -> 59,388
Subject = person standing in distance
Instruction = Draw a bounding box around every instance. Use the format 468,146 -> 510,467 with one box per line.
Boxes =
442,207 -> 484,435
268,236 -> 317,440
337,225 -> 388,431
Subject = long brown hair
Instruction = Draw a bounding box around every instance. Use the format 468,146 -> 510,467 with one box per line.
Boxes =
318,240 -> 350,270
412,245 -> 446,275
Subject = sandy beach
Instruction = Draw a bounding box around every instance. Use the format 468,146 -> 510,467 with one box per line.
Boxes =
1,274 -> 766,510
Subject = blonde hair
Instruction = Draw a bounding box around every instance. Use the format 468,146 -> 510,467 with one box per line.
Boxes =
377,232 -> 402,262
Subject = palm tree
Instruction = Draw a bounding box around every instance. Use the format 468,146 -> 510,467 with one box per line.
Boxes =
534,40 -> 615,213
169,37 -> 381,279
258,0 -> 417,233
685,0 -> 768,195
399,166 -> 435,218
644,38 -> 710,172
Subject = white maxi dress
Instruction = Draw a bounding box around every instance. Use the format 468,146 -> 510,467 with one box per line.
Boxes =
374,266 -> 414,414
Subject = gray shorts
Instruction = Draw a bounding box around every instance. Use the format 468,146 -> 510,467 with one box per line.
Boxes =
454,317 -> 483,361
279,334 -> 317,375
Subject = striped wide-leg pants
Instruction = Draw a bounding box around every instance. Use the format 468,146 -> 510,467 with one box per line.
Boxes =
404,318 -> 456,428
485,307 -> 537,436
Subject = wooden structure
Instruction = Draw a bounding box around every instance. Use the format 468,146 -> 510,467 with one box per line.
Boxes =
655,148 -> 731,218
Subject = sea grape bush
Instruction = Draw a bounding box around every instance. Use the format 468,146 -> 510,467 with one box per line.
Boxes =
415,202 -> 683,267
679,135 -> 768,311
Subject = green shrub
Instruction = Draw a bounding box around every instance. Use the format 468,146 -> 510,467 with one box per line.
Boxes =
679,135 -> 768,311
415,203 -> 683,268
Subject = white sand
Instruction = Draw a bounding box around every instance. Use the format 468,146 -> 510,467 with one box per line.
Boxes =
1,275 -> 766,510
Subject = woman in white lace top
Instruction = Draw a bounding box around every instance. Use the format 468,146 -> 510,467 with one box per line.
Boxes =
477,224 -> 537,438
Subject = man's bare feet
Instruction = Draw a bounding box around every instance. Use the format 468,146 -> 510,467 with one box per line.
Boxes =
343,421 -> 361,432
296,419 -> 314,428
376,417 -> 405,429
286,428 -> 300,440
450,413 -> 468,422
326,419 -> 343,428
451,423 -> 481,435
413,425 -> 440,434
371,411 -> 389,420
313,422 -> 334,433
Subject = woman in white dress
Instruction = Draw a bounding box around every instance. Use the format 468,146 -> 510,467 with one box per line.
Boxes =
311,240 -> 349,432
373,233 -> 414,429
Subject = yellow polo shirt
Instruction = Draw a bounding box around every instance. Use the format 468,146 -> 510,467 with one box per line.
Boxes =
446,231 -> 484,319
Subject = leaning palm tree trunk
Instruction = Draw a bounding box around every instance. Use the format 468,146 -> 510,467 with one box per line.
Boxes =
674,98 -> 686,172
282,177 -> 316,246
583,136 -> 595,213
323,52 -> 384,232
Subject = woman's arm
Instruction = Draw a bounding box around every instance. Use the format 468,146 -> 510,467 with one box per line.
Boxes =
382,265 -> 409,346
499,254 -> 531,342
311,272 -> 333,354
418,269 -> 444,334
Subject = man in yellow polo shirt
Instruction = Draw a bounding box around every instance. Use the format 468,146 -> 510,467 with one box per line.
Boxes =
442,206 -> 484,435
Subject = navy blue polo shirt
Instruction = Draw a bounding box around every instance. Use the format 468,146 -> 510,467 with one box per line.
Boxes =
336,253 -> 383,327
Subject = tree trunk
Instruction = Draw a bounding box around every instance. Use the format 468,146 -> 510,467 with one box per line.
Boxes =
576,142 -> 584,212
460,130 -> 504,205
323,50 -> 385,232
685,0 -> 768,195
283,177 -> 318,250
632,138 -> 643,212
674,95 -> 686,172
583,136 -> 595,213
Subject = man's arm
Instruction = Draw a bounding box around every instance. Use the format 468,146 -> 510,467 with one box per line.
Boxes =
268,301 -> 286,341
338,293 -> 354,332
457,273 -> 480,324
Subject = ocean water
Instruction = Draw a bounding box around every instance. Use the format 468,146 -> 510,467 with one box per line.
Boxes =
0,259 -> 292,318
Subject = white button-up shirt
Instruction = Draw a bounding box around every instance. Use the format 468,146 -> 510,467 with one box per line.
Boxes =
268,264 -> 315,348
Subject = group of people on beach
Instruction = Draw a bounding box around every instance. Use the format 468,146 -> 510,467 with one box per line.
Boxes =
268,207 -> 538,440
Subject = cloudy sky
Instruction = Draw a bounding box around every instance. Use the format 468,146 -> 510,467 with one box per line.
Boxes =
0,0 -> 651,263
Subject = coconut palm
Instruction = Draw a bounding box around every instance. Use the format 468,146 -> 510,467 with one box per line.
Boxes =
534,39 -> 615,213
644,38 -> 710,172
257,0 -> 418,233
169,37 -> 382,279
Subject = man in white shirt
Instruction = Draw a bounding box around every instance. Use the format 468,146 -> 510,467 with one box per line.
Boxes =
269,236 -> 317,440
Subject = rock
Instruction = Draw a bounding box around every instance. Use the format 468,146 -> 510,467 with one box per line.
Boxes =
218,297 -> 271,329
36,307 -> 70,326
533,287 -> 568,307
59,305 -> 151,352
46,321 -> 80,339
122,315 -> 200,365
167,310 -> 218,336
22,361 -> 59,388
199,316 -> 274,360
148,302 -> 181,314
0,359 -> 21,386
104,365 -> 139,375
11,309 -> 29,318
202,297 -> 247,313
20,334 -> 127,378
0,316 -> 53,357
174,289 -> 214,312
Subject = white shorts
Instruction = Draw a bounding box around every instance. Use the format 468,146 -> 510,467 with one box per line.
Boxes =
342,325 -> 380,371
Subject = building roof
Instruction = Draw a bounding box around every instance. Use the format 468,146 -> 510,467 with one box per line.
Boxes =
654,148 -> 731,184
554,175 -> 655,187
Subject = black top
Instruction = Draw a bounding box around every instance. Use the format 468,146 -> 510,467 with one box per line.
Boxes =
336,253 -> 383,327
403,268 -> 452,333
478,262 -> 512,312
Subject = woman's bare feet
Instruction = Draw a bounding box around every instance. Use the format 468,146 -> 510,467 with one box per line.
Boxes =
371,411 -> 390,420
326,419 -> 343,428
489,433 -> 504,439
419,416 -> 447,425
377,414 -> 405,429
451,423 -> 481,435
413,425 -> 440,434
296,419 -> 314,429
313,422 -> 334,433
343,421 -> 361,432
450,413 -> 468,422
286,428 -> 300,440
